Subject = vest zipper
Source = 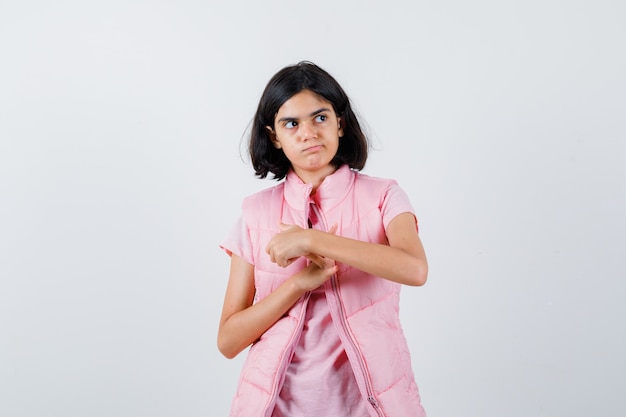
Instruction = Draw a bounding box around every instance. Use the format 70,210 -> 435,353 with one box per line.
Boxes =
309,202 -> 384,417
329,276 -> 384,417
264,198 -> 314,417
264,291 -> 311,417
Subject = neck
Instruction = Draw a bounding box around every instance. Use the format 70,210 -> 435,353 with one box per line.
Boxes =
294,165 -> 337,194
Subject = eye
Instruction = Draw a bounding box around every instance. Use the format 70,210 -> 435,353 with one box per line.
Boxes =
284,121 -> 297,129
314,114 -> 327,123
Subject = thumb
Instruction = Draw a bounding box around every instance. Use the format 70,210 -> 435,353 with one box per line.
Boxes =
305,253 -> 326,269
279,222 -> 293,232
324,264 -> 338,277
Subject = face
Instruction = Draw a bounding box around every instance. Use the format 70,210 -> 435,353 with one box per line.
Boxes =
268,89 -> 344,185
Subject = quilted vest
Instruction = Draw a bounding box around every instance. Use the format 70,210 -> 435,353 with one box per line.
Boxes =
227,165 -> 426,417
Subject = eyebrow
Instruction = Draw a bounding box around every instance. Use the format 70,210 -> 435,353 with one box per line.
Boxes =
276,107 -> 332,124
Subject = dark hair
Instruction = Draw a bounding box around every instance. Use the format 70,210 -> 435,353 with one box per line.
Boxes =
249,61 -> 369,180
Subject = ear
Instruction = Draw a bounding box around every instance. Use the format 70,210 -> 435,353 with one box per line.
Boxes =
337,117 -> 344,138
266,126 -> 282,149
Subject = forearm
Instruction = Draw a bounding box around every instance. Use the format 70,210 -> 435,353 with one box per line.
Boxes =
218,278 -> 306,359
308,231 -> 428,286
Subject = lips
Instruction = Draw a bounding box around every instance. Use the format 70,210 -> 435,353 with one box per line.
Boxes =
303,144 -> 323,152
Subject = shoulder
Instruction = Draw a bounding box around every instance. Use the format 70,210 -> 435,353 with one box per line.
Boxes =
241,181 -> 286,211
353,171 -> 399,193
353,171 -> 414,212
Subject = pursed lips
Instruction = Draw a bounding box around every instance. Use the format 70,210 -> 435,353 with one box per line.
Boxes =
303,144 -> 323,152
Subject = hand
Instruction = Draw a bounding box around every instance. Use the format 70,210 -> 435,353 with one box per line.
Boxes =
291,258 -> 338,292
265,223 -> 307,267
266,223 -> 338,268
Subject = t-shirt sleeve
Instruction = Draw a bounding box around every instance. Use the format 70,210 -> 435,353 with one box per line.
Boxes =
219,213 -> 254,265
380,182 -> 419,232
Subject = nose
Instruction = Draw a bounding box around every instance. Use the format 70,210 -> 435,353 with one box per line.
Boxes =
299,122 -> 317,140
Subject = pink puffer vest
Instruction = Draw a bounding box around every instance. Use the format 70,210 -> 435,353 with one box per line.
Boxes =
222,165 -> 426,417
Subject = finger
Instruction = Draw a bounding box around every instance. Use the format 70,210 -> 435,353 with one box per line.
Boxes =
276,256 -> 296,268
305,253 -> 326,269
328,223 -> 338,235
279,222 -> 295,232
323,265 -> 338,278
268,249 -> 275,263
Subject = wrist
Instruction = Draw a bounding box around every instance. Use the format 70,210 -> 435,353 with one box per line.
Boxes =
286,274 -> 309,296
305,229 -> 318,254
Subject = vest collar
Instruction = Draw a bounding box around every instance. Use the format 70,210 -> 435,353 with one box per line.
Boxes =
284,164 -> 355,211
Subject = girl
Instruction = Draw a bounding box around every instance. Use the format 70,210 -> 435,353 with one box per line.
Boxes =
218,61 -> 428,417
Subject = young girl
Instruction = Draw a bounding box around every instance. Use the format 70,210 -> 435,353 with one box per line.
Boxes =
218,61 -> 428,417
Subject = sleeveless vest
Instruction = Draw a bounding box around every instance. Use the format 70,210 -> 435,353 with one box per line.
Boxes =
224,165 -> 426,417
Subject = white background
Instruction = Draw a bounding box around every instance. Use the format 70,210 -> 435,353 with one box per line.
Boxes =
1,1 -> 624,416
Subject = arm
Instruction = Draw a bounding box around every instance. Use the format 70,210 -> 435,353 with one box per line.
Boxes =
217,254 -> 337,359
266,212 -> 428,287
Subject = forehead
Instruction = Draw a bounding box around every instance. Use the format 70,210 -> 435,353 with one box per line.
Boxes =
275,90 -> 334,118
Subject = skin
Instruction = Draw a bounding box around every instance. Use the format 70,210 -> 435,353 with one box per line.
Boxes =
217,89 -> 428,359
268,89 -> 344,189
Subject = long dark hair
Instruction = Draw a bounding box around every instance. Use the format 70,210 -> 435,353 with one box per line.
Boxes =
249,61 -> 369,180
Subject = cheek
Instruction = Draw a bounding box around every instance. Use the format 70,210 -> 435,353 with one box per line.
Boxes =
279,143 -> 297,156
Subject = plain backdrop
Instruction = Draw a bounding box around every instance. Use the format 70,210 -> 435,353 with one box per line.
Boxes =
1,1 -> 625,416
